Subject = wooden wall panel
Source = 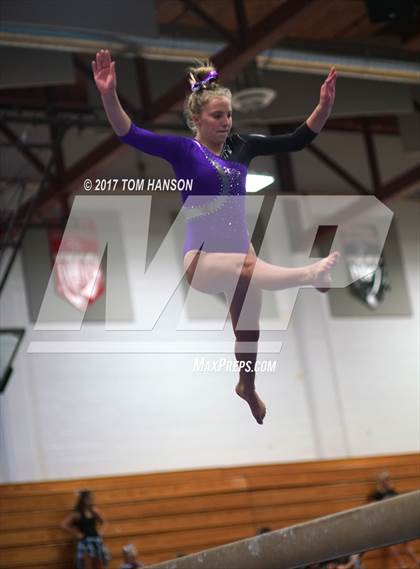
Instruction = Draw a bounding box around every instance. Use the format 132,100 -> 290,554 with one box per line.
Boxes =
0,453 -> 419,569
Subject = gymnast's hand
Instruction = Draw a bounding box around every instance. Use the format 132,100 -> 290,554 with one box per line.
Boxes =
318,67 -> 337,115
92,49 -> 117,97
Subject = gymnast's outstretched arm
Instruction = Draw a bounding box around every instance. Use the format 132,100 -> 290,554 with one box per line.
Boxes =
92,49 -> 131,136
307,66 -> 337,132
242,67 -> 337,157
93,49 -> 190,163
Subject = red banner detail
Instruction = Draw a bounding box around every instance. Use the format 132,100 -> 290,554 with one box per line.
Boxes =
48,227 -> 105,311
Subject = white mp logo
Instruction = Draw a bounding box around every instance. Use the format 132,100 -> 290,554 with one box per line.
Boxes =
30,195 -> 392,354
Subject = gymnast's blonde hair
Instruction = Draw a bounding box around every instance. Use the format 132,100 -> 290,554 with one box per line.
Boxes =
184,59 -> 231,133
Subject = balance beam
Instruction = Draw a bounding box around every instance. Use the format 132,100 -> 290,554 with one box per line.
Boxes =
147,491 -> 420,569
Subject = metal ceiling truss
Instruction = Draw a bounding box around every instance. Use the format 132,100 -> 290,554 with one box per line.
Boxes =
10,0 -> 331,220
3,0 -> 418,237
0,145 -> 63,294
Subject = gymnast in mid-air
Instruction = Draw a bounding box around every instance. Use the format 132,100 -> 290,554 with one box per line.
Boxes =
93,49 -> 338,425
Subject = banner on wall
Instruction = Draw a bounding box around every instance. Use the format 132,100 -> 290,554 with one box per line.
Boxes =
48,222 -> 105,311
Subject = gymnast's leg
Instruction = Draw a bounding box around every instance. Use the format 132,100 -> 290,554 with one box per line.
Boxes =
226,277 -> 265,425
184,246 -> 337,424
184,249 -> 339,295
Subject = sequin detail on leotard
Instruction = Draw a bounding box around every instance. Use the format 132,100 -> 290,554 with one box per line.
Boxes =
183,141 -> 239,220
181,141 -> 249,253
118,122 -> 317,253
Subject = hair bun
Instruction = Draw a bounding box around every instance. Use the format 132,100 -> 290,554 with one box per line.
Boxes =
184,60 -> 231,133
190,70 -> 219,92
188,60 -> 219,93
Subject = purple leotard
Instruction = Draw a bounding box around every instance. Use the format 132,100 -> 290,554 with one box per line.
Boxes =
119,122 -> 316,255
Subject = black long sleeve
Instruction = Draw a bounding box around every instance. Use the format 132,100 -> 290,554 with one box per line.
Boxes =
242,122 -> 317,157
222,122 -> 317,166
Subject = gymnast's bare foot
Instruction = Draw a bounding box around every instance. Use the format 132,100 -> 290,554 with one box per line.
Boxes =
308,251 -> 340,293
235,382 -> 266,425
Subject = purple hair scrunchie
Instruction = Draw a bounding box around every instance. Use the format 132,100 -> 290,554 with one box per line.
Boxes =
191,70 -> 219,92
